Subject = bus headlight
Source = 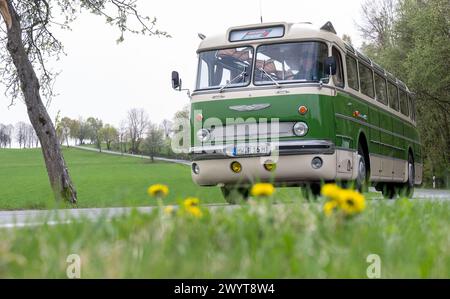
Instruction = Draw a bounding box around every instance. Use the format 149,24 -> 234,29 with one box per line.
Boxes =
311,157 -> 323,169
293,122 -> 308,136
196,129 -> 211,142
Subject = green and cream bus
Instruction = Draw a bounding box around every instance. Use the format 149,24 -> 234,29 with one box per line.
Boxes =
172,21 -> 422,202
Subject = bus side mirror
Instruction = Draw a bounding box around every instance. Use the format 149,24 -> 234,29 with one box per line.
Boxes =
325,56 -> 337,76
172,71 -> 182,90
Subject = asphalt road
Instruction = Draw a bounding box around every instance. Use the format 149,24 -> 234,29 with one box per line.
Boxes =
73,146 -> 191,166
0,188 -> 448,228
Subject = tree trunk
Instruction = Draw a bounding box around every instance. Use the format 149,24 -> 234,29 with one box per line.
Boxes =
4,1 -> 77,203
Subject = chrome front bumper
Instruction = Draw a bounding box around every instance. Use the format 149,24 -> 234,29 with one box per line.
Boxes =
190,140 -> 335,161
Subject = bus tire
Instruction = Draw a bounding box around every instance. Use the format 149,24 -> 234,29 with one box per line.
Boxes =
356,144 -> 369,193
220,185 -> 249,204
301,183 -> 321,200
400,154 -> 415,198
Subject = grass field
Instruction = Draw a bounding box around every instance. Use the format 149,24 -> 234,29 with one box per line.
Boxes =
0,148 -> 224,210
0,148 -> 449,278
1,199 -> 449,278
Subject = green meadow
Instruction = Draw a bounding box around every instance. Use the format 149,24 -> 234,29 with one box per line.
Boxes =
0,147 -> 328,210
0,148 -> 222,210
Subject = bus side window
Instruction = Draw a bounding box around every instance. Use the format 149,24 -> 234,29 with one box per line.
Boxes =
387,81 -> 399,111
409,95 -> 416,121
399,89 -> 409,116
359,62 -> 375,98
332,47 -> 344,87
374,72 -> 388,105
345,55 -> 359,91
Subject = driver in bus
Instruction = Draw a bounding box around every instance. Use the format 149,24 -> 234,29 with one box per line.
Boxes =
294,53 -> 315,81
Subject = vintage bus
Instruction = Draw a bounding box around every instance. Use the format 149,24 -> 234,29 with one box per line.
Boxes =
172,21 -> 422,203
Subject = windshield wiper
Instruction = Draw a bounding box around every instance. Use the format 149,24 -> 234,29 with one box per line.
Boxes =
219,68 -> 248,93
257,67 -> 281,88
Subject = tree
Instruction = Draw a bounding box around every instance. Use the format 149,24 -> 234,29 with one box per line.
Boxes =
14,121 -> 26,148
69,118 -> 90,146
357,0 -> 450,186
118,120 -> 128,154
126,108 -> 149,154
0,0 -> 169,203
5,124 -> 13,147
100,124 -> 118,150
143,123 -> 164,162
56,117 -> 72,147
358,0 -> 396,48
342,34 -> 353,45
161,119 -> 173,139
0,123 -> 12,148
25,123 -> 38,148
86,117 -> 103,151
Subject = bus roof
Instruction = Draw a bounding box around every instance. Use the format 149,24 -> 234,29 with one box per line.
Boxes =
197,22 -> 411,93
197,22 -> 347,52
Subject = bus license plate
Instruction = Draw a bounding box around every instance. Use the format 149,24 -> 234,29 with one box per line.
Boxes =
234,144 -> 270,156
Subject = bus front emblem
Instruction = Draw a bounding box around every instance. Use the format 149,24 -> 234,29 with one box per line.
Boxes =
229,104 -> 271,112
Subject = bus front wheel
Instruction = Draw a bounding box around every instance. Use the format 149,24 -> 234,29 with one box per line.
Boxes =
301,183 -> 321,200
356,144 -> 369,193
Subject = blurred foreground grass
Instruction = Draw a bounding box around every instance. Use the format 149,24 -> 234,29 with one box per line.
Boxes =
1,199 -> 449,278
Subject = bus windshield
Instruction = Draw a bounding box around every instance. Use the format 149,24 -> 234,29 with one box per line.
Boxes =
254,42 -> 328,85
196,47 -> 253,90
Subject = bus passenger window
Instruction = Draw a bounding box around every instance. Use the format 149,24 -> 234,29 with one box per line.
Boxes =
408,95 -> 416,121
374,72 -> 388,105
332,47 -> 344,87
387,82 -> 399,111
345,55 -> 359,91
359,62 -> 375,98
399,89 -> 409,116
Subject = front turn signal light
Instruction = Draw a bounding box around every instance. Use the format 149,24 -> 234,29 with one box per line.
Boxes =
298,105 -> 308,115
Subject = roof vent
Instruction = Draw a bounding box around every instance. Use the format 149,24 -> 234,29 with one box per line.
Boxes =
320,21 -> 337,34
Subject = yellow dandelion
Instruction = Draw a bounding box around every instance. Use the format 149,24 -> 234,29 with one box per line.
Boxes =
147,184 -> 169,198
186,206 -> 203,218
250,183 -> 275,197
321,183 -> 341,199
183,197 -> 200,209
323,200 -> 339,217
164,205 -> 175,215
337,189 -> 366,215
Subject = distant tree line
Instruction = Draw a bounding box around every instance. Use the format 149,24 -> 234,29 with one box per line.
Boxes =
53,107 -> 189,161
0,122 -> 39,148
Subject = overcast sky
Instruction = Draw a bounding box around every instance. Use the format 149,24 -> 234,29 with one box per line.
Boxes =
0,0 -> 366,127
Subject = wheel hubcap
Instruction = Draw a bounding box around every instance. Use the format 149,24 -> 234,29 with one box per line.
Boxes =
358,155 -> 366,183
408,162 -> 414,186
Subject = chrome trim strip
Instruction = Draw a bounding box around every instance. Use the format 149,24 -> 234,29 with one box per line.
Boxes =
370,140 -> 404,151
335,113 -> 420,145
